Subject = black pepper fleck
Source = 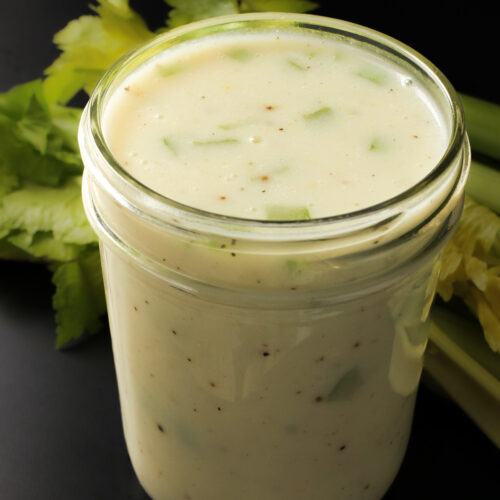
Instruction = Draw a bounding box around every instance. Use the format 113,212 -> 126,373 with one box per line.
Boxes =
157,424 -> 165,433
315,396 -> 323,403
262,351 -> 270,357
339,445 -> 346,451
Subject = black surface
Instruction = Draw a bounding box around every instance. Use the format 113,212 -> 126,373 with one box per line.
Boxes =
1,2 -> 499,499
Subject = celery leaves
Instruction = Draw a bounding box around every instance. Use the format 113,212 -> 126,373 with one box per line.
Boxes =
0,79 -> 104,347
165,1 -> 239,28
51,250 -> 106,349
240,1 -> 318,13
437,197 -> 500,353
44,0 -> 153,104
165,0 -> 317,28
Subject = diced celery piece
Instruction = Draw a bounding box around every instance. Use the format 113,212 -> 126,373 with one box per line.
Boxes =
303,106 -> 332,121
369,136 -> 386,151
162,137 -> 176,155
287,59 -> 307,71
356,66 -> 388,86
326,367 -> 363,401
226,48 -> 252,62
157,65 -> 184,78
266,205 -> 311,221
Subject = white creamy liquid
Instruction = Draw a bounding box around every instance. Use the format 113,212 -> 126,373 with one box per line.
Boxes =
91,25 -> 455,500
103,31 -> 447,220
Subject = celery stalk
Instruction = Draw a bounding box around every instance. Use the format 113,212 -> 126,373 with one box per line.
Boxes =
427,304 -> 500,447
466,159 -> 500,214
460,93 -> 500,162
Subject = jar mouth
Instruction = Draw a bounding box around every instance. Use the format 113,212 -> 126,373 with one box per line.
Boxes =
81,12 -> 467,241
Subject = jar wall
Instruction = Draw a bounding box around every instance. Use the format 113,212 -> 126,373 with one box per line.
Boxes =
101,241 -> 440,500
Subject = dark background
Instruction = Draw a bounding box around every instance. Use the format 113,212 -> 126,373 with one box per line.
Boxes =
1,2 -> 499,499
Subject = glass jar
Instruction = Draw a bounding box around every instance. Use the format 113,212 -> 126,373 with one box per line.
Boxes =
79,13 -> 469,500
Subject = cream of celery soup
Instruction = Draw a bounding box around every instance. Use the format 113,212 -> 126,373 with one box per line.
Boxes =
81,16 -> 466,500
103,31 -> 447,220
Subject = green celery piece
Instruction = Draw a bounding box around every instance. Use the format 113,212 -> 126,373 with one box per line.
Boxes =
51,248 -> 106,349
369,136 -> 386,151
355,66 -> 388,86
239,0 -> 318,13
162,137 -> 177,155
288,59 -> 307,71
326,367 -> 363,401
158,65 -> 184,78
193,138 -> 239,145
266,205 -> 311,220
303,106 -> 332,121
226,48 -> 253,62
460,93 -> 500,162
165,0 -> 239,28
284,259 -> 308,276
466,159 -> 500,214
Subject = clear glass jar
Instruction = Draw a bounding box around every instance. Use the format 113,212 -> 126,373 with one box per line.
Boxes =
79,13 -> 469,500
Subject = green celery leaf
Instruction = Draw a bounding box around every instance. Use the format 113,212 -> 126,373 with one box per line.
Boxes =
240,0 -> 317,13
51,249 -> 107,349
0,79 -> 47,120
165,0 -> 239,28
44,0 -> 153,104
15,93 -> 52,154
0,161 -> 20,200
0,176 -> 96,260
0,80 -> 83,186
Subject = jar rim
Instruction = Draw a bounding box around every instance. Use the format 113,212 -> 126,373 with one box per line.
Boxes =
80,12 -> 467,242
